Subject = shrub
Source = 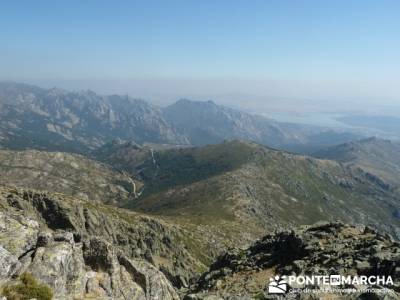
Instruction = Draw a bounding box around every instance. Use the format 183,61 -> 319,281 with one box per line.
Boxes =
2,273 -> 53,300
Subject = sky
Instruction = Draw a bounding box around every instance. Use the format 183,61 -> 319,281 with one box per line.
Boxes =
1,0 -> 400,115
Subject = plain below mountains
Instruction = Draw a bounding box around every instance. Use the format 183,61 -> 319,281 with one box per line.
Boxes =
0,82 -> 360,154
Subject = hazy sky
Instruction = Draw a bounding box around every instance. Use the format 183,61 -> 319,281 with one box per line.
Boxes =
1,0 -> 399,114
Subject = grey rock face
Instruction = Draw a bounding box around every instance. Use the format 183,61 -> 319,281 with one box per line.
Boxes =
0,245 -> 20,283
0,187 -> 199,299
21,232 -> 177,299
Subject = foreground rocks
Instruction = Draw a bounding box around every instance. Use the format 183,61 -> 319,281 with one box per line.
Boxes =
1,184 -> 400,300
1,232 -> 178,299
0,186 -> 202,299
187,222 -> 400,299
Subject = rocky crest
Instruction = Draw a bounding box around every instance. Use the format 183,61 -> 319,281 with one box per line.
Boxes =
0,82 -> 188,152
0,186 -> 205,299
187,222 -> 400,299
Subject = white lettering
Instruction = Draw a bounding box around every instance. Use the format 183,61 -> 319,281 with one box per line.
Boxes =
274,274 -> 394,287
298,276 -> 305,285
342,276 -> 352,284
359,276 -> 368,285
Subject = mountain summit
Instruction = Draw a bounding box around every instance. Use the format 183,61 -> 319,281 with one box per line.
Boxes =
0,82 -> 187,152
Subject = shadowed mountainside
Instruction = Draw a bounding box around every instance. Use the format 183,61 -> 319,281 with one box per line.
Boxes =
162,98 -> 361,152
0,82 -> 188,153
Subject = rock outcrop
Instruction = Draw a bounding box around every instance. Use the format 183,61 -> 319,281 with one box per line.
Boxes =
1,229 -> 178,299
2,184 -> 400,300
0,186 -> 204,299
187,222 -> 400,299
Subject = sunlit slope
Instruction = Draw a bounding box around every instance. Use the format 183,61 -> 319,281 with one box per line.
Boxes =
125,140 -> 400,238
0,149 -> 140,206
314,137 -> 400,190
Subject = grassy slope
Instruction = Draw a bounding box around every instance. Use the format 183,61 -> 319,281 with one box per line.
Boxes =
0,149 -> 139,206
127,140 -> 400,241
314,137 -> 400,190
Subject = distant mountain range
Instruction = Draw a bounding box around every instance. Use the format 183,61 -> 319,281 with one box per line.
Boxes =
0,82 -> 187,153
0,82 -> 361,154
